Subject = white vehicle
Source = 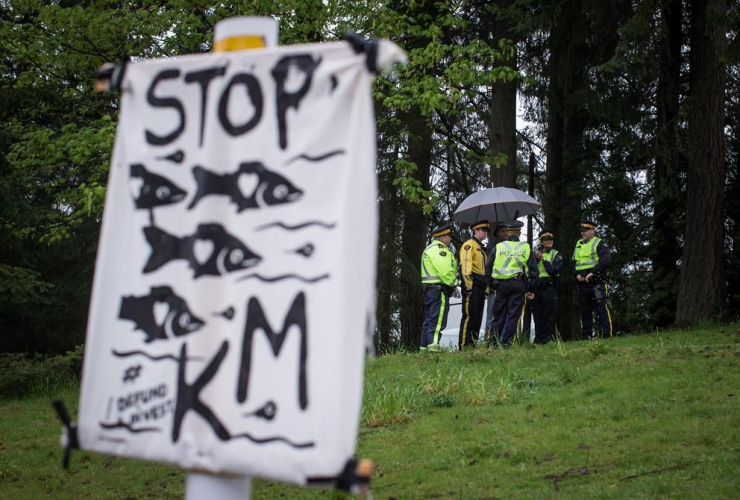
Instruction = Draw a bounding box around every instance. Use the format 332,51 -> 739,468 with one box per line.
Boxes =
439,297 -> 534,350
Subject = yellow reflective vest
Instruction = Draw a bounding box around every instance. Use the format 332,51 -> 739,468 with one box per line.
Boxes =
538,249 -> 560,278
574,237 -> 602,271
421,241 -> 457,287
491,241 -> 531,280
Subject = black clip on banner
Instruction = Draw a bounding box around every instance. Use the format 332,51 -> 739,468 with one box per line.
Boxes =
307,457 -> 373,494
343,33 -> 379,74
94,55 -> 130,92
52,400 -> 79,470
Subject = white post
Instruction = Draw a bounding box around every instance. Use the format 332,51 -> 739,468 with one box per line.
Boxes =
186,473 -> 251,500
184,15 -> 278,500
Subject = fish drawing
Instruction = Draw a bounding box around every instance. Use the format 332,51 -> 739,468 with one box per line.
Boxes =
142,223 -> 261,278
188,161 -> 303,212
119,286 -> 205,342
129,164 -> 187,210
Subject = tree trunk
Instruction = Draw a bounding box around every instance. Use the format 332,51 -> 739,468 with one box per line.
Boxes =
399,110 -> 433,350
544,0 -> 589,340
376,163 -> 399,353
489,0 -> 518,189
650,0 -> 683,328
676,0 -> 726,326
523,152 -> 535,337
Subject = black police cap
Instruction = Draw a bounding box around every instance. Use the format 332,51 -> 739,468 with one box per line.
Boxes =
471,220 -> 489,231
539,229 -> 555,239
504,220 -> 524,229
579,220 -> 597,230
431,222 -> 452,237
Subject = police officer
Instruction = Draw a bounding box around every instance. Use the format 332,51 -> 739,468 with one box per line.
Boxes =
532,229 -> 562,344
484,223 -> 508,337
458,220 -> 489,349
489,220 -> 538,347
420,222 -> 458,351
572,220 -> 613,339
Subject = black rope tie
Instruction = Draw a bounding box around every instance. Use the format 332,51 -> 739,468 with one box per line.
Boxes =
307,457 -> 373,493
343,33 -> 380,74
94,55 -> 130,92
52,400 -> 79,470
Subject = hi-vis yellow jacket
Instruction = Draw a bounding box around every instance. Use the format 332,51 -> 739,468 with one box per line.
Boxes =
459,237 -> 487,289
421,241 -> 457,287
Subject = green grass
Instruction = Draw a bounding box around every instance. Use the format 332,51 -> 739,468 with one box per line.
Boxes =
2,326 -> 740,499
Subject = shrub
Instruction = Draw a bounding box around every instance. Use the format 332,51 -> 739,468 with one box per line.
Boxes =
0,345 -> 84,398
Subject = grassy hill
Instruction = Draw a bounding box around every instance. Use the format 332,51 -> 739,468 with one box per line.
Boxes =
2,326 -> 739,499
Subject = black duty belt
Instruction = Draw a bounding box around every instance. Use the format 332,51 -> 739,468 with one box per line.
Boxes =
494,276 -> 523,283
471,274 -> 487,286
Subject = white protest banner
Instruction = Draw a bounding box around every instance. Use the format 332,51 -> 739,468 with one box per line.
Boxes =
77,39 -> 405,485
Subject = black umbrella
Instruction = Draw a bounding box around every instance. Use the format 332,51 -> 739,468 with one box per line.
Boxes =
453,187 -> 540,224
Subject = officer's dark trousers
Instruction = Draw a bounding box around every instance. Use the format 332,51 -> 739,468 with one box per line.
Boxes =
421,285 -> 450,348
532,284 -> 558,344
459,283 -> 486,349
577,282 -> 612,339
490,279 -> 526,347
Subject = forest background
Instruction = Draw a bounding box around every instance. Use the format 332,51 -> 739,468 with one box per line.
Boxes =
1,0 -> 738,356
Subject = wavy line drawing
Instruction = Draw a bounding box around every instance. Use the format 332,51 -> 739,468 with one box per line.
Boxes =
99,420 -> 161,433
112,349 -> 205,362
256,221 -> 336,231
236,273 -> 330,283
231,432 -> 314,449
286,150 -> 345,165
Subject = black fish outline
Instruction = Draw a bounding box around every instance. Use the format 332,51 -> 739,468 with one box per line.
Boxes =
157,150 -> 185,164
143,223 -> 261,278
119,286 -> 205,342
242,401 -> 277,420
130,164 -> 187,210
291,243 -> 314,257
188,162 -> 303,212
122,364 -> 142,383
212,306 -> 235,320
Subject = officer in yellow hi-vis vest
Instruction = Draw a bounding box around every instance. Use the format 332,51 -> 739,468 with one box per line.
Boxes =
489,220 -> 538,347
420,222 -> 458,351
484,223 -> 508,337
532,229 -> 563,344
458,220 -> 489,349
572,220 -> 613,339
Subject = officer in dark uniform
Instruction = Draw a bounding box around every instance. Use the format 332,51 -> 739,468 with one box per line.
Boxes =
489,220 -> 538,347
572,220 -> 613,339
420,222 -> 458,351
484,223 -> 508,337
458,220 -> 489,349
532,229 -> 563,344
